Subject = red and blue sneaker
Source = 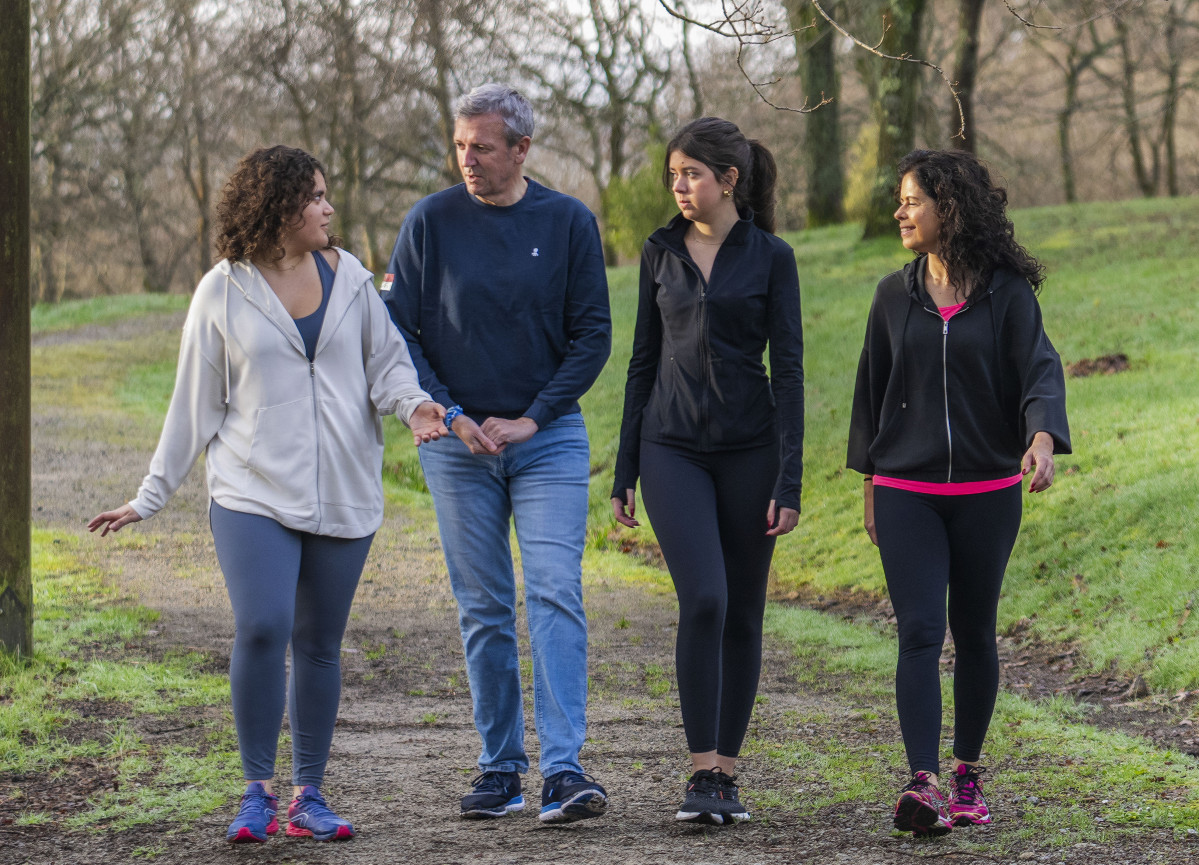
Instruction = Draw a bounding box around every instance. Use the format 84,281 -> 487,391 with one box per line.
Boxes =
948,764 -> 991,826
286,785 -> 355,841
893,771 -> 952,836
225,781 -> 279,844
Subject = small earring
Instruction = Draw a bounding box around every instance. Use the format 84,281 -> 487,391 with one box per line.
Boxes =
722,189 -> 732,198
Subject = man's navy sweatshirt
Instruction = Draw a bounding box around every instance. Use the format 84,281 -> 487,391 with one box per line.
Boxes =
382,180 -> 611,428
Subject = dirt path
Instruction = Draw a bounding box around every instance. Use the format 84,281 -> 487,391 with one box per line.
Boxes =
10,314 -> 1197,865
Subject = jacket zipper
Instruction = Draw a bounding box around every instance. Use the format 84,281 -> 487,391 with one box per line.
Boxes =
309,359 -> 322,531
697,277 -> 710,449
922,300 -> 980,483
941,318 -> 952,482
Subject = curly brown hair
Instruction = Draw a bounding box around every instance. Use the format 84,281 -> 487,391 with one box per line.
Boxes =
896,149 -> 1044,298
215,145 -> 341,263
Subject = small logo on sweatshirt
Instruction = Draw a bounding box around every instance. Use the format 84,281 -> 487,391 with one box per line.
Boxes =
382,273 -> 395,292
532,248 -> 540,257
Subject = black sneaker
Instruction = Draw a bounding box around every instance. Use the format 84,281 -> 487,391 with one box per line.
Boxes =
711,770 -> 750,823
460,771 -> 524,819
676,769 -> 723,825
538,770 -> 608,823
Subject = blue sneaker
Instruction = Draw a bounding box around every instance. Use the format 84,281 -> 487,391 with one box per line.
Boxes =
460,771 -> 524,819
286,785 -> 355,841
226,781 -> 279,843
539,771 -> 608,824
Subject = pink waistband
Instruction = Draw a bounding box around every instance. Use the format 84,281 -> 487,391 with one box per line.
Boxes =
872,473 -> 1024,496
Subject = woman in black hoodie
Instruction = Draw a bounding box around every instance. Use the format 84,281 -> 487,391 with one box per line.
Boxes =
611,118 -> 804,825
848,150 -> 1070,836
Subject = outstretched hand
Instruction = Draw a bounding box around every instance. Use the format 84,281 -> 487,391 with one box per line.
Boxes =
1022,431 -> 1056,493
612,489 -> 639,528
766,500 -> 799,536
409,400 -> 449,446
88,504 -> 142,537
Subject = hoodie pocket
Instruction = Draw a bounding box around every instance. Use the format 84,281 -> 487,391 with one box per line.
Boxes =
245,397 -> 318,508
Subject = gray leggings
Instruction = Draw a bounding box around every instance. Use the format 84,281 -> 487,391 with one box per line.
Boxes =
209,501 -> 372,785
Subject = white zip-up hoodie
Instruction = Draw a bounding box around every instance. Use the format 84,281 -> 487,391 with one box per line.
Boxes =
129,249 -> 432,538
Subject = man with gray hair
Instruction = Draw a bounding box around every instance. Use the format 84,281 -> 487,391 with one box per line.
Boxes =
382,84 -> 611,823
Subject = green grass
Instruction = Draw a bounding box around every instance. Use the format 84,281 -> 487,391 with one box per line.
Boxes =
31,293 -> 191,334
760,605 -> 1199,841
0,531 -> 239,828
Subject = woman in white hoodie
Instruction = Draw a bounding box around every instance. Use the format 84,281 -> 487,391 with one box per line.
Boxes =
89,146 -> 446,844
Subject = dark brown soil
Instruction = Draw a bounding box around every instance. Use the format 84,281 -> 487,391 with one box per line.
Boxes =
1066,353 -> 1130,377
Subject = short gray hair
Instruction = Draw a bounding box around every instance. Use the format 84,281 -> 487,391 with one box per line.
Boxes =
455,84 -> 535,146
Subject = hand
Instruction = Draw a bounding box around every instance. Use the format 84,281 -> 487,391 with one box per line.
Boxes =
863,479 -> 878,546
612,489 -> 639,528
409,400 -> 448,446
1022,431 -> 1056,493
88,504 -> 142,537
479,416 -> 539,451
766,500 -> 799,536
452,414 -> 501,455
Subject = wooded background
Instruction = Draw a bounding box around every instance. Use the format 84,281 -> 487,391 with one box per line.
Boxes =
26,0 -> 1198,300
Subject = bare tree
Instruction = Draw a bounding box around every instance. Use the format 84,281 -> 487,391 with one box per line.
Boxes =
520,0 -> 672,263
104,1 -> 190,292
30,0 -> 119,301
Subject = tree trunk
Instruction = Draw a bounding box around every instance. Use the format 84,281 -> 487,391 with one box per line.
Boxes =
863,0 -> 927,239
1160,2 -> 1182,197
788,0 -> 845,227
949,0 -> 985,151
1058,68 -> 1079,204
1114,17 -> 1155,197
0,0 -> 33,657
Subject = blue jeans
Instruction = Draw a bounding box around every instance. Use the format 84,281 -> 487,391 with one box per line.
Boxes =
418,413 -> 591,777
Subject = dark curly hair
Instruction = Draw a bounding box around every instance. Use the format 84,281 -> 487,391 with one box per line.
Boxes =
664,117 -> 779,234
896,149 -> 1044,297
215,145 -> 341,263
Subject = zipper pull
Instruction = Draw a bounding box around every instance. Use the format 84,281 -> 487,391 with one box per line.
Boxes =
943,321 -> 949,336
309,361 -> 315,377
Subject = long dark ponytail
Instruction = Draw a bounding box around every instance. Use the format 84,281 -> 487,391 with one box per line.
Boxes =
664,117 -> 778,233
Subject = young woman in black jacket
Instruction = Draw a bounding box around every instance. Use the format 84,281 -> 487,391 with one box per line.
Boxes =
611,117 -> 804,825
848,149 -> 1070,836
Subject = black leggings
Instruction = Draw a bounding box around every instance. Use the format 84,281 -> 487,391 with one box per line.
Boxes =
873,483 -> 1022,775
639,439 -> 778,758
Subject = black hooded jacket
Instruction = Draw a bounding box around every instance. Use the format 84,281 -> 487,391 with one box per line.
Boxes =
612,211 -> 804,511
847,256 -> 1071,482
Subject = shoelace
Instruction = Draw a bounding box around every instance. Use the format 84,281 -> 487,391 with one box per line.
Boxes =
471,771 -> 512,793
901,771 -> 935,794
686,769 -> 720,795
953,766 -> 987,806
293,789 -> 338,820
711,770 -> 739,799
239,788 -> 275,811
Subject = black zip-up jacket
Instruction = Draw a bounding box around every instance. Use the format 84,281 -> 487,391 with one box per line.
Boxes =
847,256 -> 1071,482
612,212 -> 805,511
